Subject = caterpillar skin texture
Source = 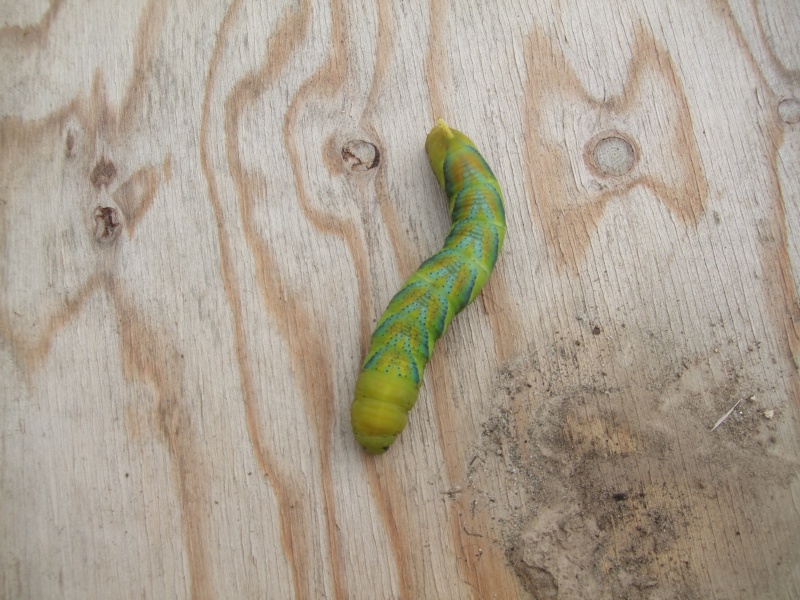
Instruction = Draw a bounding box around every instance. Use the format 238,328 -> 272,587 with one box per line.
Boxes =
350,119 -> 506,454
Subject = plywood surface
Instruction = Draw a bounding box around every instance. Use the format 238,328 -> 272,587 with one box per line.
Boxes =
2,1 -> 799,598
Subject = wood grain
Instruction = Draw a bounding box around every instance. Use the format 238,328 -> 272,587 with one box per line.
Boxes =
2,1 -> 799,598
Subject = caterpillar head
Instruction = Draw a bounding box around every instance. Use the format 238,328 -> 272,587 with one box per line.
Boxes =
353,432 -> 397,455
351,370 -> 418,454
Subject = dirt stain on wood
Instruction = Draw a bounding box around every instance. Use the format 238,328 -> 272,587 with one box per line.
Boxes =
472,330 -> 799,598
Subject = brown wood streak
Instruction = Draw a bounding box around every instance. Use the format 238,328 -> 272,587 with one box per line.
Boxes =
423,0 -> 448,119
0,99 -> 80,376
227,10 -> 349,600
426,2 -> 526,594
363,460 -> 413,595
424,0 -> 521,364
428,348 -> 526,598
102,3 -> 217,594
361,0 -> 413,276
522,23 -> 708,272
280,0 -> 373,356
751,0 -> 800,85
422,130 -> 525,600
358,1 -> 518,594
200,0 -> 344,598
274,0 -> 386,596
713,0 -> 800,407
0,270 -> 104,378
422,0 -> 520,368
353,2 -> 416,596
0,83 -> 163,367
113,165 -> 161,236
113,284 -> 212,600
0,0 -> 63,46
427,357 -> 483,590
421,1 -> 525,593
282,1 -> 374,350
120,0 -> 169,132
0,0 -> 213,596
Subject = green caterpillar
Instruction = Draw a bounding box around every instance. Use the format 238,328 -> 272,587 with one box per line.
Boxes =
350,119 -> 506,454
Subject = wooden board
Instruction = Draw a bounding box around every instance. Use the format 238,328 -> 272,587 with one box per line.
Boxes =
2,1 -> 799,598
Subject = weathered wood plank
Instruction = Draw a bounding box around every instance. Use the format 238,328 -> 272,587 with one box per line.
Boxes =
1,1 -> 799,598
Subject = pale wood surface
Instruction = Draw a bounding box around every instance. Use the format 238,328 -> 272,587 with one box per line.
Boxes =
2,1 -> 800,598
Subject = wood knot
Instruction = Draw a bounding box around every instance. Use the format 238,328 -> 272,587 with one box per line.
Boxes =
585,131 -> 638,178
94,206 -> 121,241
778,98 -> 800,125
341,140 -> 380,171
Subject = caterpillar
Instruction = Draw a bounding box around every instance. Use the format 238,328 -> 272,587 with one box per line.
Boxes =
350,118 -> 506,454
